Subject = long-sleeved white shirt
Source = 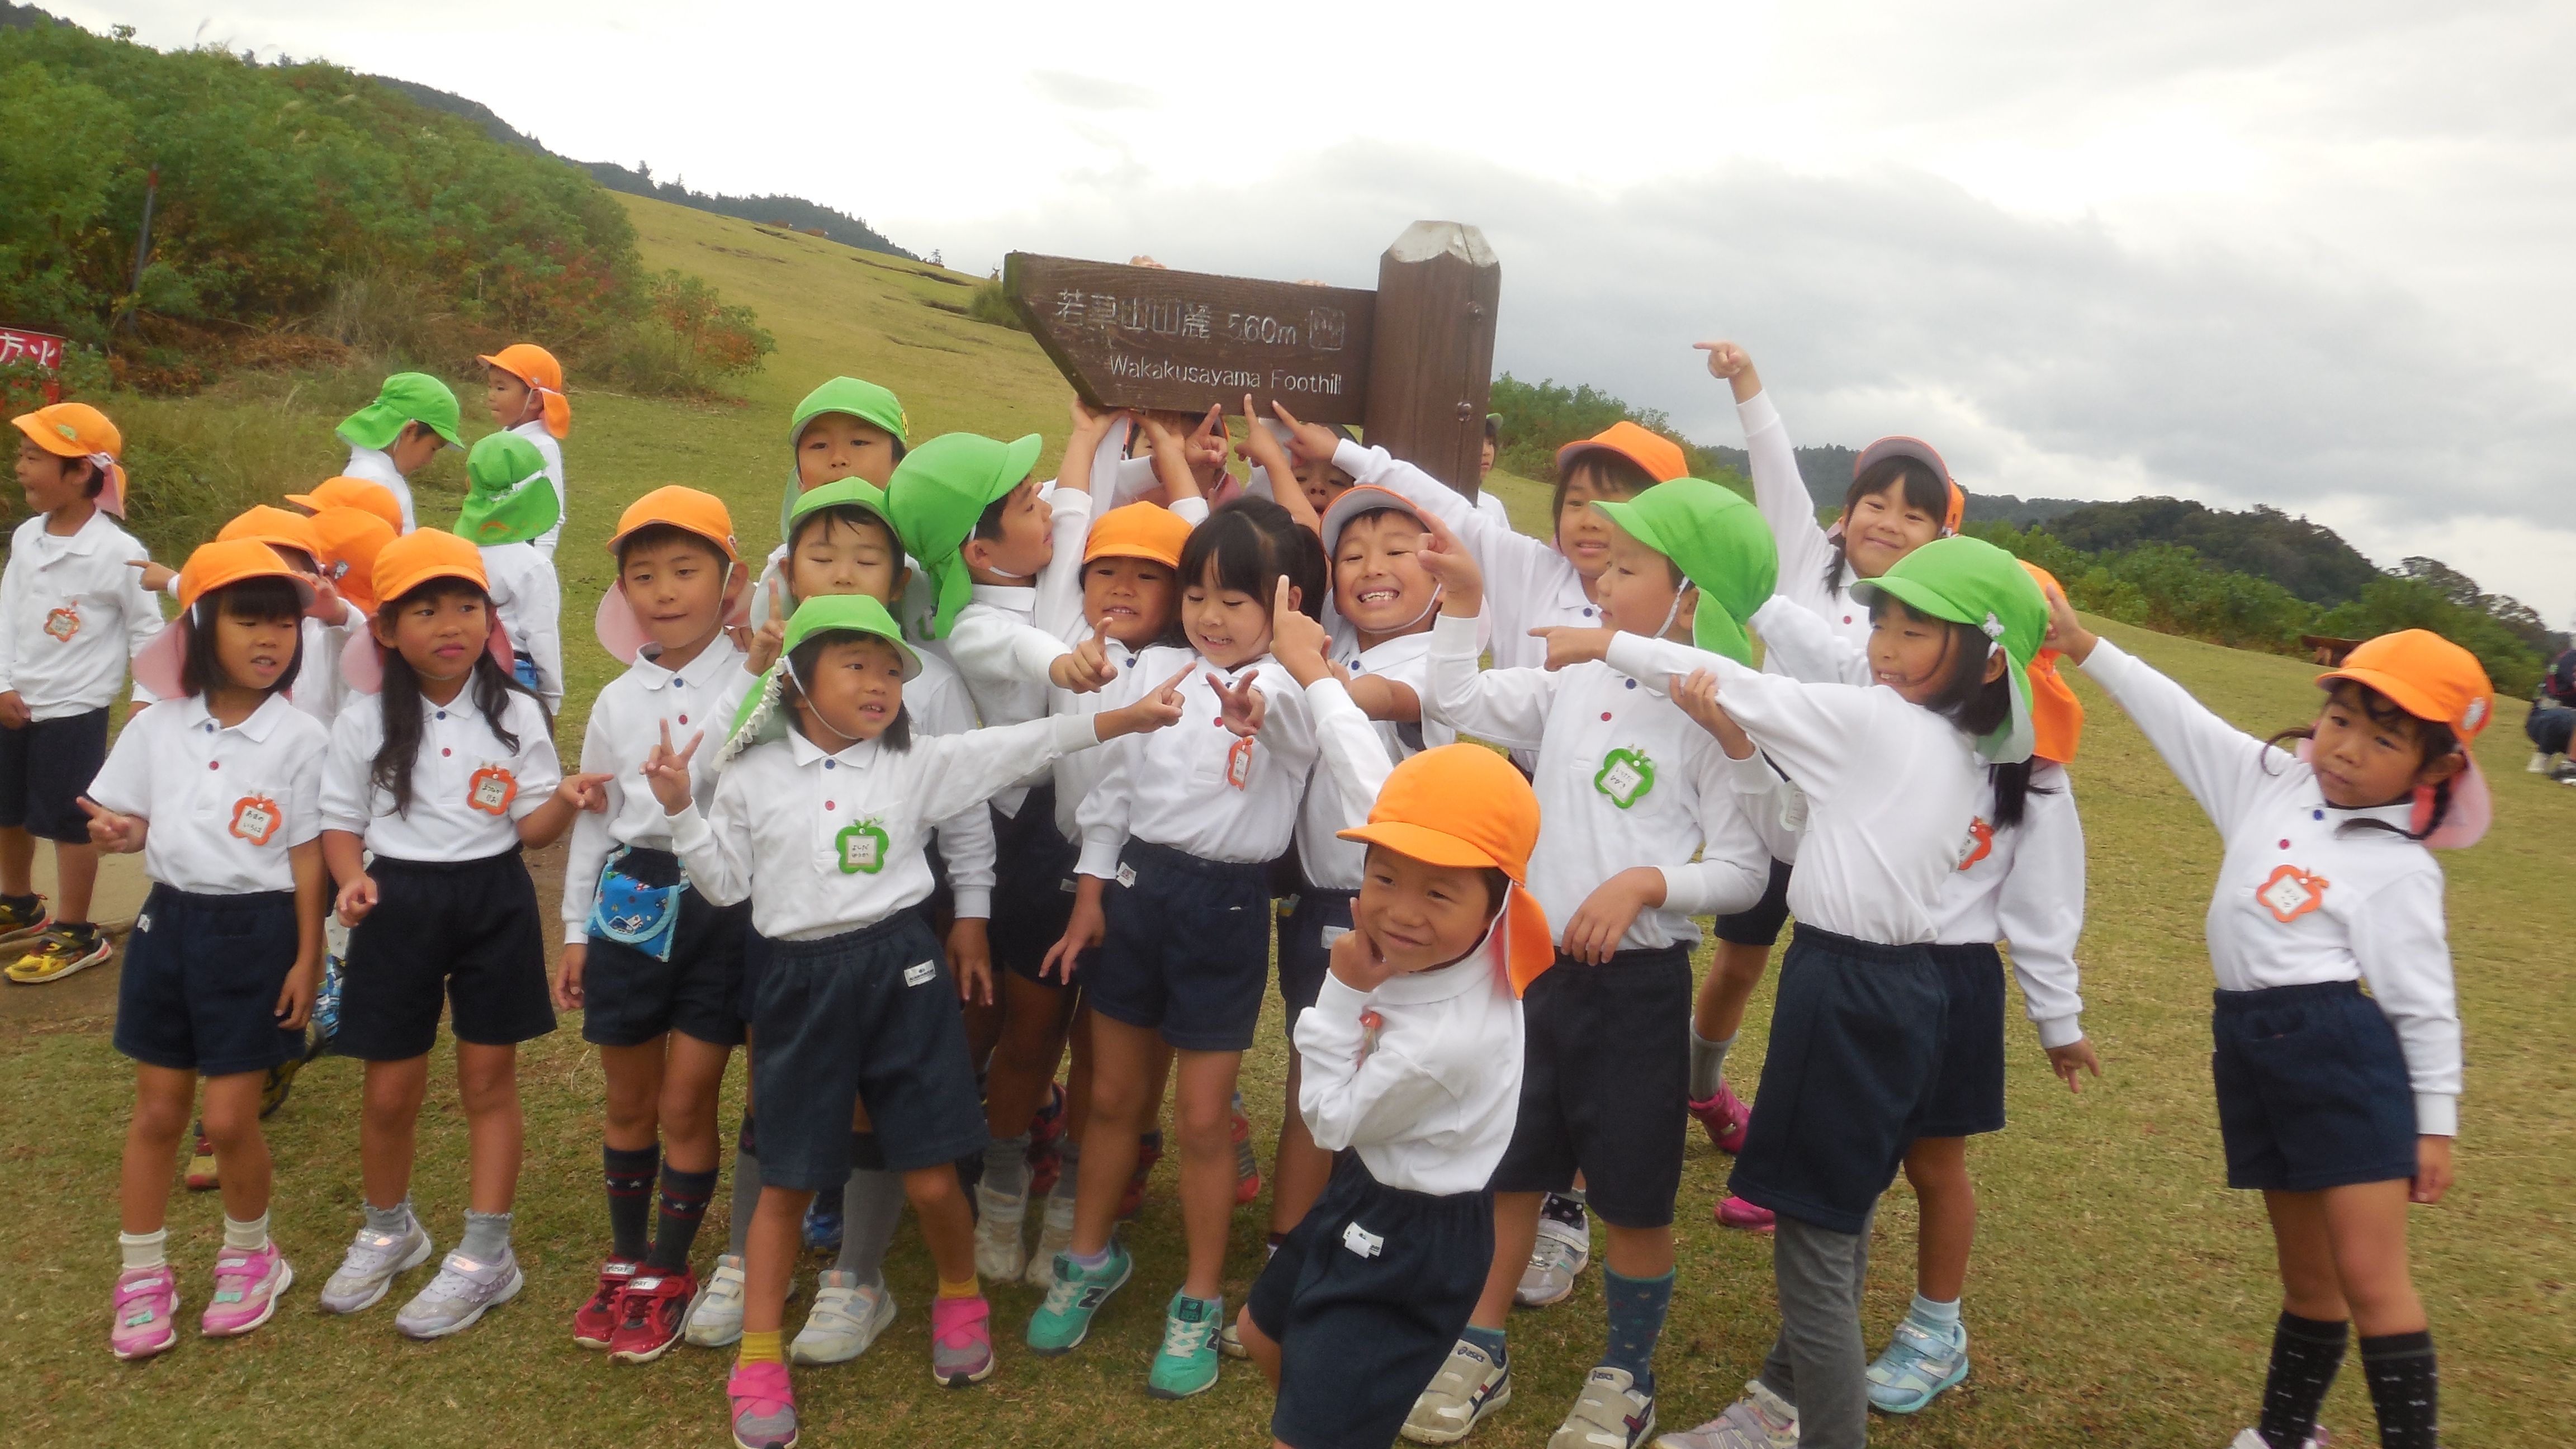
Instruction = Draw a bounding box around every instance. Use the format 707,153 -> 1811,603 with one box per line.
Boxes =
1739,390 -> 1876,660
669,712 -> 1099,943
510,421 -> 567,560
322,688 -> 561,861
87,692 -> 329,896
479,540 -> 562,714
1294,631 -> 1450,891
1295,925 -> 1526,1196
1043,496 -> 1210,842
0,510 -> 163,717
1075,645 -> 1318,878
340,448 -> 415,533
2081,638 -> 2461,1135
1427,614 -> 1769,950
287,609 -> 358,730
1605,632 -> 1982,946
949,488 -> 1095,817
558,638 -> 762,943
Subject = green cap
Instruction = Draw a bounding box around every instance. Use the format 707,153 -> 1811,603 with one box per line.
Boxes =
782,377 -> 910,540
1592,479 -> 1778,667
883,431 -> 1045,640
453,433 -> 561,547
787,476 -> 901,546
1850,534 -> 2047,763
337,372 -> 464,452
720,593 -> 923,762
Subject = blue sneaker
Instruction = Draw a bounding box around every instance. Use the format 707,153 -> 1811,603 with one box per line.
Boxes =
1865,1314 -> 1969,1414
1025,1243 -> 1132,1355
1147,1291 -> 1221,1399
802,1190 -> 844,1254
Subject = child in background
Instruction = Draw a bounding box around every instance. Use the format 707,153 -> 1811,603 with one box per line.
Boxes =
1,403 -> 162,984
335,373 -> 463,533
1474,412 -> 1514,528
453,433 -> 565,714
315,531 -> 603,1338
198,506 -> 364,733
647,594 -> 1185,1448
87,540 -> 330,1360
1403,485 -> 1775,1449
555,489 -> 757,1365
479,344 -> 572,559
1025,503 -> 1323,1403
2048,602 -> 2479,1449
286,475 -> 408,536
296,506 -> 397,729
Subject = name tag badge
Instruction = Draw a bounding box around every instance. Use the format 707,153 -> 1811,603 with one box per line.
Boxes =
1116,863 -> 1138,889
1225,735 -> 1254,790
836,820 -> 889,875
1342,1221 -> 1384,1259
902,960 -> 936,987
466,765 -> 519,816
42,604 -> 79,643
229,794 -> 282,846
1593,747 -> 1655,809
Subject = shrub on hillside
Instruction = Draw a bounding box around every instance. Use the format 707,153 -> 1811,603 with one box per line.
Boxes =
967,273 -> 1026,332
593,271 -> 776,396
1487,373 -> 1746,492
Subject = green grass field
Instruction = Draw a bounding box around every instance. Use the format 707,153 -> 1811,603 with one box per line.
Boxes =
4,195 -> 2570,1446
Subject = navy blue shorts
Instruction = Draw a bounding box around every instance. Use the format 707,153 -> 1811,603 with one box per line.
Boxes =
336,849 -> 555,1061
987,782 -> 1082,984
579,847 -> 750,1050
1714,856 -> 1794,948
114,885 -> 305,1077
0,707 -> 107,845
1249,1154 -> 1493,1449
2212,980 -> 2418,1192
2527,705 -> 2575,756
1730,925 -> 1947,1234
1491,943 -> 1691,1228
1276,888 -> 1357,1042
1913,942 -> 2007,1138
1087,839 -> 1271,1053
750,912 -> 987,1189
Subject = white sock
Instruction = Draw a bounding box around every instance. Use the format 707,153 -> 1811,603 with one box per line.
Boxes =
1909,1292 -> 1963,1331
1687,1029 -> 1736,1100
119,1228 -> 168,1271
224,1213 -> 271,1252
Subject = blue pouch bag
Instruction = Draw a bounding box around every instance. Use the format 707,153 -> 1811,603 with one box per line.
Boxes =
588,847 -> 686,962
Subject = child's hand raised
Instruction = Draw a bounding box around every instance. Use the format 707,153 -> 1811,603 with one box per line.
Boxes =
2038,580 -> 2098,664
2045,1037 -> 2103,1094
1184,404 -> 1229,476
1068,395 -> 1124,442
77,796 -> 146,854
1097,663 -> 1195,741
1325,922 -> 1404,994
1267,401 -> 1343,465
335,872 -> 378,927
1210,666 -> 1267,738
641,719 -> 703,816
557,771 -> 616,813
1415,512 -> 1483,617
1528,625 -> 1614,672
746,587 -> 788,675
1053,621 -> 1119,694
1269,577 -> 1333,686
1692,340 -> 1762,403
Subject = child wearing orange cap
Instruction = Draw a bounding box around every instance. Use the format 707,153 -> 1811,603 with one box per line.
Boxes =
0,402 -> 164,984
314,531 -> 608,1340
285,476 -> 408,536
82,539 -> 333,1361
2047,599 -> 2483,1449
481,344 -> 572,559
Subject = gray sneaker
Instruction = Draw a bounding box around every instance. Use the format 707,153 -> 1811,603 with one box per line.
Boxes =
319,1217 -> 434,1315
1652,1380 -> 1798,1448
1549,1366 -> 1655,1449
791,1270 -> 896,1364
1517,1207 -> 1591,1308
394,1247 -> 525,1339
1402,1338 -> 1513,1444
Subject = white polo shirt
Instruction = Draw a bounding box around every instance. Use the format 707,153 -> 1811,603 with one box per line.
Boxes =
1075,645 -> 1318,877
509,421 -> 567,560
340,448 -> 416,533
949,489 -> 1095,817
1293,631 -> 1448,892
87,692 -> 328,895
322,687 -> 561,861
479,540 -> 562,714
0,510 -> 164,718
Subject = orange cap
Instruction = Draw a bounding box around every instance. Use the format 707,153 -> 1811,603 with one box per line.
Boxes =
372,528 -> 490,607
1083,501 -> 1194,569
1336,743 -> 1556,996
307,507 -> 397,614
12,402 -> 127,518
284,476 -> 405,533
477,343 -> 571,438
2017,561 -> 2083,764
1556,420 -> 1687,486
217,505 -> 326,565
130,539 -> 320,699
608,486 -> 740,563
2320,629 -> 2495,743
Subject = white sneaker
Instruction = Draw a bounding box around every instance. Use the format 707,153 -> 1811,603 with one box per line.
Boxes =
2530,751 -> 2555,773
318,1216 -> 433,1315
1518,1201 -> 1592,1308
791,1269 -> 896,1365
2227,1431 -> 2329,1449
1549,1366 -> 1655,1449
1402,1338 -> 1512,1444
1022,1195 -> 1075,1289
1653,1380 -> 1797,1448
684,1252 -> 748,1347
392,1248 -> 523,1339
974,1182 -> 1027,1282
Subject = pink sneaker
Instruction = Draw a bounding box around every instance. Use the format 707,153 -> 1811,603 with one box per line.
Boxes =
111,1265 -> 180,1361
930,1293 -> 996,1386
1688,1083 -> 1751,1153
727,1361 -> 799,1449
1717,1195 -> 1777,1233
201,1242 -> 293,1337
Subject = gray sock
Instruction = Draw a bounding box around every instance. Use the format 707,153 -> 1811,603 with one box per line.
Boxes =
728,1147 -> 763,1256
1688,1029 -> 1736,1101
459,1209 -> 512,1261
835,1168 -> 908,1286
363,1199 -> 414,1237
983,1133 -> 1031,1201
1050,1137 -> 1082,1202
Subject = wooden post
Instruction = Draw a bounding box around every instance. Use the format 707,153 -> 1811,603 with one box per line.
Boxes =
1362,223 -> 1499,499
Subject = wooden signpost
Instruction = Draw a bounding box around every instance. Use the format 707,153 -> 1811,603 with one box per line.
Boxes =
1005,222 -> 1500,498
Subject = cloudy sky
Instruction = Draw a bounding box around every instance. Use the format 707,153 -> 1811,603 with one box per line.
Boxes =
61,0 -> 2576,622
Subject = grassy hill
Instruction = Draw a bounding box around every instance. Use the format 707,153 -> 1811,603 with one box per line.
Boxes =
1,192 -> 2567,1447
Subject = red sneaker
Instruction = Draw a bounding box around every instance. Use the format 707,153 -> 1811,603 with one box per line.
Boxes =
1688,1083 -> 1751,1154
1716,1195 -> 1777,1233
1230,1102 -> 1262,1206
572,1258 -> 638,1349
1119,1135 -> 1164,1220
608,1266 -> 696,1365
1025,1082 -> 1067,1199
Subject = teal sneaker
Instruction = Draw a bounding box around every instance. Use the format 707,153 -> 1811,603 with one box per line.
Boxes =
1024,1243 -> 1131,1356
1865,1314 -> 1969,1414
1147,1291 -> 1223,1400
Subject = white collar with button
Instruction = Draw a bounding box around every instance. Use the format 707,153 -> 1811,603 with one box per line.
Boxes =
181,690 -> 295,743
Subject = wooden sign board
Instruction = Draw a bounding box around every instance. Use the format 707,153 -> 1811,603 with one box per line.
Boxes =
1006,224 -> 1499,494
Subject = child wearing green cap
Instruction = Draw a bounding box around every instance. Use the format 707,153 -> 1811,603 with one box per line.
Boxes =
454,434 -> 564,715
1399,482 -> 1779,1449
638,593 -> 1188,1449
336,372 -> 463,534
1553,534 -> 2045,1449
